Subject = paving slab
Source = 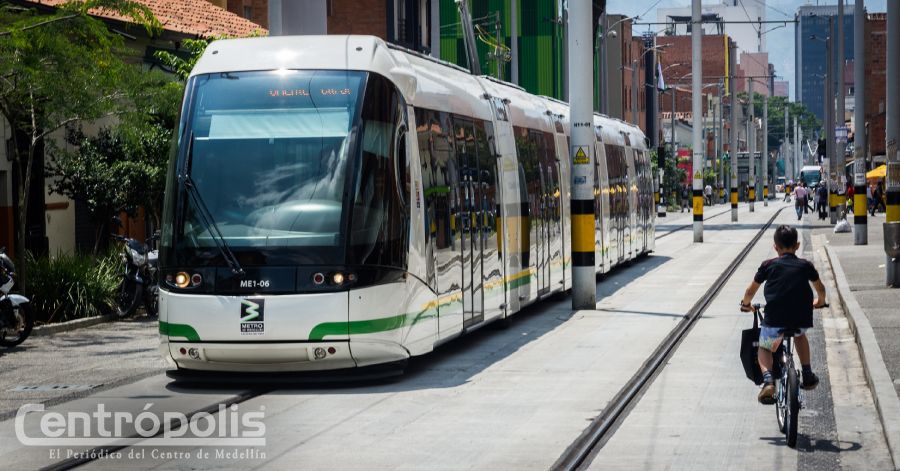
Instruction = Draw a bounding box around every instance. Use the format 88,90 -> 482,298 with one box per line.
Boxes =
74,205 -> 784,470
0,316 -> 167,420
590,205 -> 892,470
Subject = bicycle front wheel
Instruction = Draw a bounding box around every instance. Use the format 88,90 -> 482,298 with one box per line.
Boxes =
786,367 -> 800,447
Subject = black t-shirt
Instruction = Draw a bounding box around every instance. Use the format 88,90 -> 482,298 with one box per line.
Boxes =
754,253 -> 820,328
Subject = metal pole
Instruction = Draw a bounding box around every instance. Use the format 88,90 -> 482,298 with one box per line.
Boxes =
749,77 -> 756,212
763,93 -> 769,206
598,13 -> 606,113
568,0 -> 596,307
886,0 -> 900,286
837,0 -> 847,220
632,60 -> 638,125
692,0 -> 703,242
828,18 -> 837,224
713,88 -> 719,205
794,116 -> 799,180
854,0 -> 867,245
730,41 -> 739,222
719,83 -> 725,203
510,0 -> 517,83
562,5 -> 568,100
431,0 -> 441,57
785,105 -> 790,191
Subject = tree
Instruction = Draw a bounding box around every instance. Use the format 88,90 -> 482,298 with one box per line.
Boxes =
0,0 -> 158,276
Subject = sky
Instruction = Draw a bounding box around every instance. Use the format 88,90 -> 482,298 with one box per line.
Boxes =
605,0 -> 888,101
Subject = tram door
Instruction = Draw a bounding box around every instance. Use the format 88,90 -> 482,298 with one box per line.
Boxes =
455,118 -> 484,328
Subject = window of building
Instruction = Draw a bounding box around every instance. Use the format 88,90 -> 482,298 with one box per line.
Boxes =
243,5 -> 252,20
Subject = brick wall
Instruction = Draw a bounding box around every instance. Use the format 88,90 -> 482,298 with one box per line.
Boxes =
328,0 -> 386,37
656,35 -> 729,97
225,0 -> 268,29
865,14 -> 886,157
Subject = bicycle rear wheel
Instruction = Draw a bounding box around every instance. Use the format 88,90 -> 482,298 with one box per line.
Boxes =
786,366 -> 800,447
776,377 -> 787,433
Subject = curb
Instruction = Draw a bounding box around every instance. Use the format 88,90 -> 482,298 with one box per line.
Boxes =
31,313 -> 119,337
824,244 -> 900,470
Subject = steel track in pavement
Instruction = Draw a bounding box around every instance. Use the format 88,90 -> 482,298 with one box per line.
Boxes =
551,207 -> 785,471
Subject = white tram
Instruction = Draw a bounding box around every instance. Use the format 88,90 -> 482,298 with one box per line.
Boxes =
158,35 -> 654,373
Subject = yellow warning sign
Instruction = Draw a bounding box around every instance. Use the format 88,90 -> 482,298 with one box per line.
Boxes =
573,146 -> 590,165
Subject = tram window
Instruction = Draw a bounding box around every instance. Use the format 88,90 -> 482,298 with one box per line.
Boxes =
348,74 -> 409,269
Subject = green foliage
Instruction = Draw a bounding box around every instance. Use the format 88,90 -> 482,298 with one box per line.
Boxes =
47,122 -> 173,252
153,38 -> 213,81
0,0 -> 160,274
23,251 -> 120,324
740,93 -> 820,152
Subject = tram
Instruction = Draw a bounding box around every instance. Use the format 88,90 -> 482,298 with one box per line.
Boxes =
157,35 -> 655,373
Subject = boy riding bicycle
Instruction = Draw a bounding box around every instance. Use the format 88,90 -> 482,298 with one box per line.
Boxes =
739,225 -> 827,404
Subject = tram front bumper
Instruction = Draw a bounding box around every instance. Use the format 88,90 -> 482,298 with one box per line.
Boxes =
165,340 -> 356,372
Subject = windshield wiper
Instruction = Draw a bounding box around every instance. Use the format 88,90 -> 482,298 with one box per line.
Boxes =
179,134 -> 245,276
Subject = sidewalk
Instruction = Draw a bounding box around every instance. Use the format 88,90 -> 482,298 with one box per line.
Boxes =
818,214 -> 900,469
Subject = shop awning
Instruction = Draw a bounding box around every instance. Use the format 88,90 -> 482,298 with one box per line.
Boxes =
867,164 -> 886,179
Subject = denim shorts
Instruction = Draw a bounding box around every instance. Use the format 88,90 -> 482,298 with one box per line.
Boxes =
759,326 -> 808,351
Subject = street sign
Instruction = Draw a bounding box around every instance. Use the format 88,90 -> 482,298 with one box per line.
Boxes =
572,146 -> 590,165
835,126 -> 848,143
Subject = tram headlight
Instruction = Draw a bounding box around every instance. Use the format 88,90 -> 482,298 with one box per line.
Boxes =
332,272 -> 345,285
174,272 -> 190,288
313,347 -> 327,360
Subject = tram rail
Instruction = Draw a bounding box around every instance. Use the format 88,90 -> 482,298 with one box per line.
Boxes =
551,207 -> 785,471
40,205 -> 772,471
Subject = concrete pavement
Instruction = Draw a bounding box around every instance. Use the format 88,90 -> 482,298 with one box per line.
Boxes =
819,215 -> 900,469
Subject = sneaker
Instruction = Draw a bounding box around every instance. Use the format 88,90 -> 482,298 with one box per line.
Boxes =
801,371 -> 820,390
758,382 -> 776,404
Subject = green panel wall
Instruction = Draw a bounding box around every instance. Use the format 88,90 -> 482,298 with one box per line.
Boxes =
438,0 -> 563,100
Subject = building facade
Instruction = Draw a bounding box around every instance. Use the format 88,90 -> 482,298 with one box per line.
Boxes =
794,4 -> 854,124
657,0 -> 765,55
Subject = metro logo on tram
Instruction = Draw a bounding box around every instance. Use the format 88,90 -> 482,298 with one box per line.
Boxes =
240,299 -> 265,335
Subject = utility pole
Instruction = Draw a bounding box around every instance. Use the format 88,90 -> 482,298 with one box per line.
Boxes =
713,88 -> 720,206
828,17 -> 837,224
837,0 -> 847,221
510,0 -> 518,84
785,106 -> 791,189
886,0 -> 900,286
730,41 -> 739,222
748,77 -> 756,212
568,0 -> 596,307
763,93 -> 769,206
854,0 -> 867,245
692,0 -> 703,242
794,116 -> 800,179
598,12 -> 606,113
719,83 -> 725,204
632,60 -> 638,125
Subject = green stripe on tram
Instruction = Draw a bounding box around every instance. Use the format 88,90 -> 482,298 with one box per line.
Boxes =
159,321 -> 201,342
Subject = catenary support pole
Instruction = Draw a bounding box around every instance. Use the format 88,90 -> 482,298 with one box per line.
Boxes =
763,93 -> 769,206
748,77 -> 756,212
785,105 -> 791,190
568,0 -> 596,307
886,0 -> 900,286
510,0 -> 518,84
855,0 -> 867,245
730,41 -> 739,222
692,0 -> 703,242
837,0 -> 847,220
828,18 -> 837,224
632,60 -> 638,125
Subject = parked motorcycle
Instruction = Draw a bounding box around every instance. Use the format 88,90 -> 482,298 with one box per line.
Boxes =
0,247 -> 34,347
111,231 -> 159,318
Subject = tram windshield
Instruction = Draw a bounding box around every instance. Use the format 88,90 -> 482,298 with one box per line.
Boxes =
161,70 -> 409,268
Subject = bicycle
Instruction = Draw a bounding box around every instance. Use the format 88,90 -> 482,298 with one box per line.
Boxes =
752,303 -> 827,448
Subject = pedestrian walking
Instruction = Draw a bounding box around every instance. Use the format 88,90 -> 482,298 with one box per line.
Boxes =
704,183 -> 713,206
681,184 -> 690,212
873,181 -> 886,215
792,184 -> 808,221
817,183 -> 828,220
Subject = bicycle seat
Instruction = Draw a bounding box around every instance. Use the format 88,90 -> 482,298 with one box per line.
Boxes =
782,328 -> 802,337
